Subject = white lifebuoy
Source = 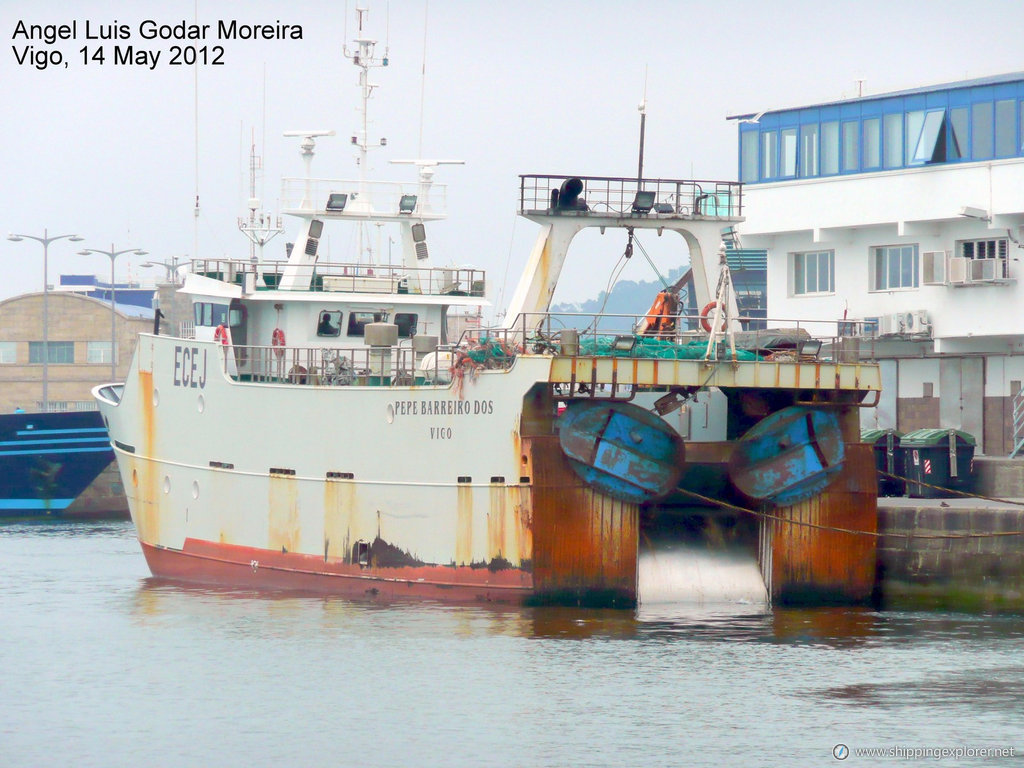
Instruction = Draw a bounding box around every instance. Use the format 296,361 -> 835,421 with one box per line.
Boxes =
214,325 -> 230,345
271,328 -> 286,359
699,301 -> 726,333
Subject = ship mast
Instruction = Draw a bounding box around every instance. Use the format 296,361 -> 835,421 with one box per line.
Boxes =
343,6 -> 390,263
238,130 -> 284,286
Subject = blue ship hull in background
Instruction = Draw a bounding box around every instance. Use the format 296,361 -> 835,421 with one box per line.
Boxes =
0,411 -> 126,519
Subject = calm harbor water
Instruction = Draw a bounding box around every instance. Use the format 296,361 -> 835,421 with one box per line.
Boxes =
2,520 -> 1023,767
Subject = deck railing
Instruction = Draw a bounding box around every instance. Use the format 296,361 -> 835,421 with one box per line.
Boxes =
218,310 -> 876,391
519,174 -> 743,218
503,311 -> 868,364
189,258 -> 486,297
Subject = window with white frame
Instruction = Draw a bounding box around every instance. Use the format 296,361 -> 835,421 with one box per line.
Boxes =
960,237 -> 1008,260
0,342 -> 15,363
87,341 -> 113,364
791,250 -> 835,295
872,245 -> 919,291
28,341 -> 74,364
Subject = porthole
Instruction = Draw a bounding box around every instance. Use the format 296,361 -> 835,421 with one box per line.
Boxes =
197,394 -> 205,413
163,476 -> 170,494
152,388 -> 160,407
192,481 -> 199,499
386,403 -> 395,424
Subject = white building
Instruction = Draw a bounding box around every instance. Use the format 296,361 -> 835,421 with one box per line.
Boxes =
731,72 -> 1024,456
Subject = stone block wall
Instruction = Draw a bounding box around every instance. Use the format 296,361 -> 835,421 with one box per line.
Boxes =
983,396 -> 1013,456
896,397 -> 940,433
877,501 -> 1024,611
974,457 -> 1024,499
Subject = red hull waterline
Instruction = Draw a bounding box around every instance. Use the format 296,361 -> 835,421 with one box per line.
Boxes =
140,538 -> 534,604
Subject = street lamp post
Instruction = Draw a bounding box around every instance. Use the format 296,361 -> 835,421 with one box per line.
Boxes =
78,244 -> 148,380
7,229 -> 84,412
140,255 -> 185,283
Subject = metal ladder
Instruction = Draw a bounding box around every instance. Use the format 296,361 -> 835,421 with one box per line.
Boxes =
1011,387 -> 1024,458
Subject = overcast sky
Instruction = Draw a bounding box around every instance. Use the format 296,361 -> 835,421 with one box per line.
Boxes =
3,0 -> 1024,311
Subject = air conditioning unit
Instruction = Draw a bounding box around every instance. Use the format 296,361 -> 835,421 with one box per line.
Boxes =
876,314 -> 897,336
948,256 -> 968,285
922,251 -> 949,285
898,310 -> 932,337
970,258 -> 1006,281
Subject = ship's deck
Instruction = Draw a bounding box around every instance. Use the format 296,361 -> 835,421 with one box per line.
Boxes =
546,354 -> 881,396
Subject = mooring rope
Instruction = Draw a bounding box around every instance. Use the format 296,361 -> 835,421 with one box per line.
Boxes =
672,484 -> 1024,541
879,470 -> 1024,508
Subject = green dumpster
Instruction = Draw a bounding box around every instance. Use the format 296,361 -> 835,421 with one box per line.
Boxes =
861,428 -> 904,497
900,428 -> 976,499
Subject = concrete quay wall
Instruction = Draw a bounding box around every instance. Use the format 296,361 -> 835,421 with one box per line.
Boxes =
877,496 -> 1024,611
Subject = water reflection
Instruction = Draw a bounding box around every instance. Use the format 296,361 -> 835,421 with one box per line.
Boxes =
819,667 -> 1024,711
126,576 -> 925,649
0,518 -> 135,538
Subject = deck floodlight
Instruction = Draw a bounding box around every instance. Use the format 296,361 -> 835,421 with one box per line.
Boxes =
653,203 -> 674,214
611,335 -> 636,352
631,190 -> 656,214
326,193 -> 348,211
799,339 -> 823,358
399,194 -> 418,214
411,223 -> 426,243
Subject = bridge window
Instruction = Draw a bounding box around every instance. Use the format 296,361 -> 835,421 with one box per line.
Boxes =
394,313 -> 418,338
871,244 -> 919,291
316,310 -> 342,337
346,311 -> 388,337
193,302 -> 228,327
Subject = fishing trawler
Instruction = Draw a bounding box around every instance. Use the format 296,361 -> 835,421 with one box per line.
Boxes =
94,14 -> 882,607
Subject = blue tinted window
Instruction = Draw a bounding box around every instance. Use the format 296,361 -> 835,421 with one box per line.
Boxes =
800,124 -> 818,177
864,118 -> 880,168
821,122 -> 839,175
995,99 -> 1015,157
741,131 -> 758,182
842,122 -> 859,171
884,113 -> 903,168
972,102 -> 993,159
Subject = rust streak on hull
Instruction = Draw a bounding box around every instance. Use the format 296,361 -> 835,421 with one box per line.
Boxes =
763,410 -> 878,605
525,435 -> 638,607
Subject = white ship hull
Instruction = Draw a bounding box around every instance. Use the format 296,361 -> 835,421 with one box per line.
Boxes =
99,335 -> 574,602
